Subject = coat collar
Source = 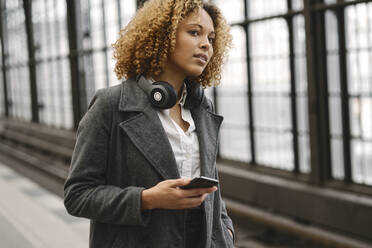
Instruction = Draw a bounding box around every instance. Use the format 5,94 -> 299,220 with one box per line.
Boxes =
118,77 -> 223,180
118,76 -> 150,112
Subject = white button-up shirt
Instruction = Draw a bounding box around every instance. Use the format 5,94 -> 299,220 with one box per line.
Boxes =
148,78 -> 200,179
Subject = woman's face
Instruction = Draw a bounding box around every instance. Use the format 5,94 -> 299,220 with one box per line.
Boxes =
167,8 -> 215,78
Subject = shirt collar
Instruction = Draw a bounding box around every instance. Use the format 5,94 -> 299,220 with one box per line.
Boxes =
178,83 -> 188,107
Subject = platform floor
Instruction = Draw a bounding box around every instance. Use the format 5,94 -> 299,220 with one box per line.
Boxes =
0,161 -> 89,248
0,160 -> 319,248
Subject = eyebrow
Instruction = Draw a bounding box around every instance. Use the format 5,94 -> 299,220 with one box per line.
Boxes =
186,24 -> 215,35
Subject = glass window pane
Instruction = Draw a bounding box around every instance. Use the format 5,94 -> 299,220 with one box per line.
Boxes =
351,140 -> 372,185
107,48 -> 121,86
327,54 -> 341,93
93,51 -> 107,90
350,97 -> 372,140
255,131 -> 294,170
250,18 -> 294,170
331,138 -> 345,180
120,0 -> 136,28
4,0 -> 31,121
296,96 -> 308,133
82,0 -> 137,100
345,3 -> 372,185
329,96 -> 343,136
217,26 -> 250,162
33,0 -> 72,129
61,59 -> 73,128
325,11 -> 339,52
218,98 -> 250,162
214,0 -> 245,23
248,0 -> 287,19
325,9 -> 347,182
293,14 -> 310,173
299,135 -> 310,173
90,0 -> 105,49
291,0 -> 303,11
293,15 -> 306,56
250,19 -> 290,93
105,0 -> 120,46
324,0 -> 337,4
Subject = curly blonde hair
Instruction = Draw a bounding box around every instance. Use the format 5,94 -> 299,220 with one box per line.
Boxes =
112,0 -> 232,87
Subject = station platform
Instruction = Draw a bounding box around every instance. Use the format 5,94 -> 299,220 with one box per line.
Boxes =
0,159 -> 348,248
0,161 -> 89,248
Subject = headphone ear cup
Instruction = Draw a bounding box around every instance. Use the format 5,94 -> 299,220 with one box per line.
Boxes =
151,81 -> 177,109
184,81 -> 204,109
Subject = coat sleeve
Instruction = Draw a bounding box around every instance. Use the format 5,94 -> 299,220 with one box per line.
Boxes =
63,88 -> 150,226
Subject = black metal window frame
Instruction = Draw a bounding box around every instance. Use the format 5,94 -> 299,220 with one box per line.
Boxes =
213,0 -> 372,190
0,0 -> 371,191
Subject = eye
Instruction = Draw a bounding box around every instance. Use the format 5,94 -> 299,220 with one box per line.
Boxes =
189,30 -> 200,36
208,37 -> 215,44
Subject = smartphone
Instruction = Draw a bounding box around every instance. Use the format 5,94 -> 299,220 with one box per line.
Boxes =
180,176 -> 219,189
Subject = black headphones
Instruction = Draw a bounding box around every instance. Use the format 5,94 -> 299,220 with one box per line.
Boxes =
136,75 -> 204,109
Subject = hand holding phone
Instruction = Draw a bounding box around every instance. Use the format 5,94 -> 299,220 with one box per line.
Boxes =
180,176 -> 219,190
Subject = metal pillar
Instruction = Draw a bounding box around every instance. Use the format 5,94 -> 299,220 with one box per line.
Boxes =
66,0 -> 87,129
117,0 -> 122,29
304,0 -> 331,184
244,0 -> 256,164
0,0 -> 9,117
335,2 -> 352,183
287,0 -> 300,173
101,0 -> 110,87
23,0 -> 39,123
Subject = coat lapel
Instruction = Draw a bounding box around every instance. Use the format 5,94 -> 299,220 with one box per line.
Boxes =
117,76 -> 223,181
191,98 -> 223,179
118,77 -> 180,180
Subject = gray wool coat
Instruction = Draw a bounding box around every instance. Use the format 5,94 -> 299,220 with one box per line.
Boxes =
64,76 -> 235,248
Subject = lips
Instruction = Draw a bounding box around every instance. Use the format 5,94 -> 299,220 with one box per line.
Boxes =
193,53 -> 208,63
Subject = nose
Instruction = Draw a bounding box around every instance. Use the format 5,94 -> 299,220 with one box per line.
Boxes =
200,36 -> 211,50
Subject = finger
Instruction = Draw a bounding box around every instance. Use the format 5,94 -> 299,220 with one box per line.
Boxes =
197,193 -> 208,202
179,195 -> 205,208
190,193 -> 208,206
181,186 -> 217,197
202,193 -> 208,201
164,178 -> 191,188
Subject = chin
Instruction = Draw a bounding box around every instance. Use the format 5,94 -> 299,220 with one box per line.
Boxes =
185,66 -> 206,77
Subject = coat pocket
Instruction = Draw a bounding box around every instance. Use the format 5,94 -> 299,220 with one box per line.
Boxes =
222,222 -> 234,247
211,222 -> 234,248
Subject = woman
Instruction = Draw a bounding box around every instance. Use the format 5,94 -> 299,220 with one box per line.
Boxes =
64,0 -> 233,247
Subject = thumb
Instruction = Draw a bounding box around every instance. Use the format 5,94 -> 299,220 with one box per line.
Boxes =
166,178 -> 191,188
